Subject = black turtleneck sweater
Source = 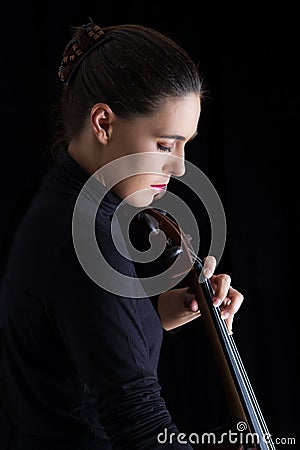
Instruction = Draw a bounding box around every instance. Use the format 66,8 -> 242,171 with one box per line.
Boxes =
0,149 -> 193,450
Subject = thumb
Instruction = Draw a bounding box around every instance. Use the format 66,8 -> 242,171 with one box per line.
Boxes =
183,288 -> 199,312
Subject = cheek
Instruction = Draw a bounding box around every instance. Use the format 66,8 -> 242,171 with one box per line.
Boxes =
117,175 -> 152,194
134,174 -> 153,187
113,131 -> 151,156
112,175 -> 156,206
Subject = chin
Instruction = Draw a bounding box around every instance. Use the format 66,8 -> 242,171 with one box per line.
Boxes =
124,192 -> 155,208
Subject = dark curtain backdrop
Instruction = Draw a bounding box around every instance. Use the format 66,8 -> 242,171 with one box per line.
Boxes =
0,1 -> 298,448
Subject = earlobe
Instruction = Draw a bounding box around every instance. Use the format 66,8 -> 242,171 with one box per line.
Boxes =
90,103 -> 114,145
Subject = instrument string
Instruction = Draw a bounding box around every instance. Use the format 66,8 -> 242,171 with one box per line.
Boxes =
186,246 -> 276,449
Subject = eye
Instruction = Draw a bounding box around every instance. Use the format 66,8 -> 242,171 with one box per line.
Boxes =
157,143 -> 173,153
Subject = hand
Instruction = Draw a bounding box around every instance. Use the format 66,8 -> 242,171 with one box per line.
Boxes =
184,255 -> 244,333
157,256 -> 243,332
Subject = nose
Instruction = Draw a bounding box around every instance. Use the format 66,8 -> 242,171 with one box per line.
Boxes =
162,152 -> 186,177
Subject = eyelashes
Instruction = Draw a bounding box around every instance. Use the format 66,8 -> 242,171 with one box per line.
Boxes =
157,142 -> 190,153
157,143 -> 172,153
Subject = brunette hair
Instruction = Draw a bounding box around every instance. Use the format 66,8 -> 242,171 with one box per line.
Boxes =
51,21 -> 204,157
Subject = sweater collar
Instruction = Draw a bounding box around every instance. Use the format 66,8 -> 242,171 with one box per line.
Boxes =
55,146 -> 123,212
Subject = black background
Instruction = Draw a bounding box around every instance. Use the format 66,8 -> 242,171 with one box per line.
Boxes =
0,1 -> 298,448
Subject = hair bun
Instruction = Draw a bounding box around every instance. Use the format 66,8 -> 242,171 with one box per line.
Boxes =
58,21 -> 105,86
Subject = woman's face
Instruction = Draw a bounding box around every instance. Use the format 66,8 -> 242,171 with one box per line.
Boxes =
98,93 -> 201,207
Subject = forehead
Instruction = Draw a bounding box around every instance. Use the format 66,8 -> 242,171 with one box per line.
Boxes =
144,94 -> 201,136
114,93 -> 201,140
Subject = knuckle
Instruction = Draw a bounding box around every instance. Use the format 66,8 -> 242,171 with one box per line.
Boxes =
222,274 -> 231,284
234,289 -> 244,302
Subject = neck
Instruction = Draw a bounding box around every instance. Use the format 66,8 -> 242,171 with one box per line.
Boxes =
68,129 -> 104,177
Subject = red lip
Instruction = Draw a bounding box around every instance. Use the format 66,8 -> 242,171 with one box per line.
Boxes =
150,184 -> 167,188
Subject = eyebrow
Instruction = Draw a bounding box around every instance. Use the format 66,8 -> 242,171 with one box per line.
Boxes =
158,131 -> 198,142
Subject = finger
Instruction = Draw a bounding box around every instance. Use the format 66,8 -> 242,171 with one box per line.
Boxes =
183,291 -> 200,312
210,274 -> 231,306
189,299 -> 200,312
220,287 -> 244,316
202,255 -> 217,278
219,287 -> 244,330
218,289 -> 243,335
226,315 -> 234,335
183,288 -> 193,308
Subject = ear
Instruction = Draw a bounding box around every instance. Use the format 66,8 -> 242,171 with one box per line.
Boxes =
90,103 -> 115,145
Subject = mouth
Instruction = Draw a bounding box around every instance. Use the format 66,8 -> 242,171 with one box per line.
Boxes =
150,184 -> 168,191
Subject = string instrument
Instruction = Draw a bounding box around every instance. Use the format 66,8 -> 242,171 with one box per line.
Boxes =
134,207 -> 276,450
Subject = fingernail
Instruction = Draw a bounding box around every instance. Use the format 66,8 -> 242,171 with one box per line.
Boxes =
203,268 -> 212,278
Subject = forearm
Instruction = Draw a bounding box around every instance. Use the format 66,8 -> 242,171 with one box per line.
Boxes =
99,381 -> 193,449
157,289 -> 201,331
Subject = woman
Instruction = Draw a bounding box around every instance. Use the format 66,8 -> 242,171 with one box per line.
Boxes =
0,21 -> 243,449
